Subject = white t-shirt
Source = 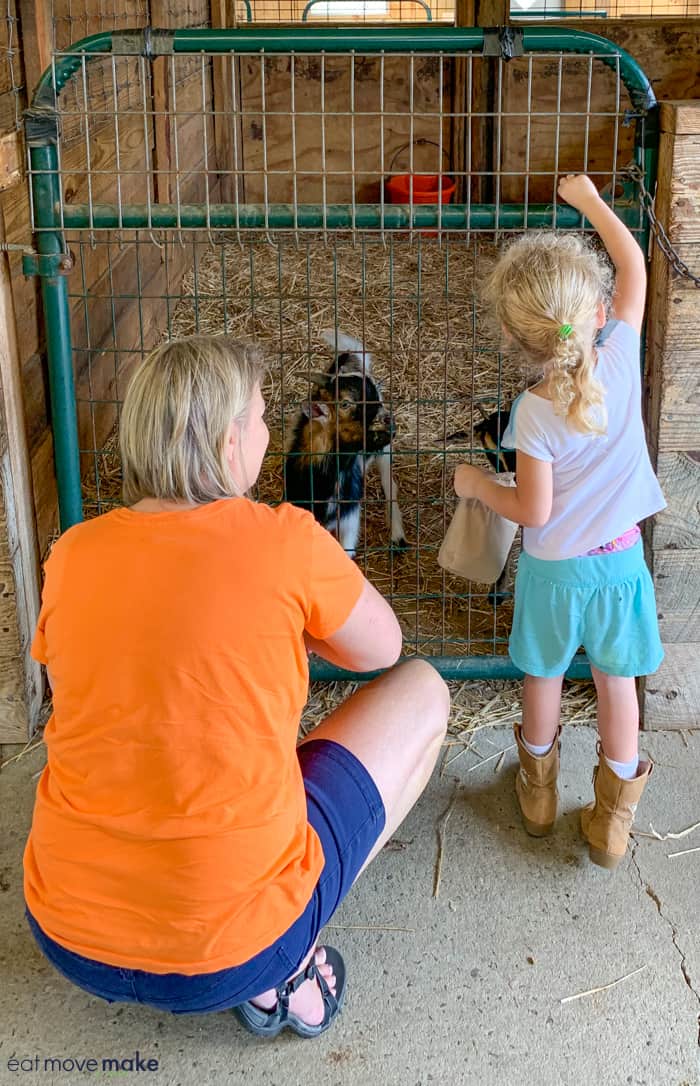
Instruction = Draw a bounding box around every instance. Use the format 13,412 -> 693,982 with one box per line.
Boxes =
502,320 -> 666,560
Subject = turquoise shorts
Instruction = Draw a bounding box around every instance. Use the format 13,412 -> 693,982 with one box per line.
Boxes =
509,541 -> 664,679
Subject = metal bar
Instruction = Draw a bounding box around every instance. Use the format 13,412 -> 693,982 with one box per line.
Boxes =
33,28 -> 656,118
60,201 -> 643,231
310,653 -> 593,682
29,143 -> 82,530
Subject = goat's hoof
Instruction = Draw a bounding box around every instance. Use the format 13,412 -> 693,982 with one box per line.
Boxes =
391,537 -> 410,553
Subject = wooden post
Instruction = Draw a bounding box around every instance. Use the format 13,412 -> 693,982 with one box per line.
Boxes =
210,0 -> 237,205
150,1 -> 173,205
641,99 -> 700,729
17,0 -> 52,100
451,0 -> 508,204
0,245 -> 44,741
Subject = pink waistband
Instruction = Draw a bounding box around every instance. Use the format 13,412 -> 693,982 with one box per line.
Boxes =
584,525 -> 640,556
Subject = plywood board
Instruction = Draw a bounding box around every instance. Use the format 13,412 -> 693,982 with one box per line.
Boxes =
239,53 -> 450,204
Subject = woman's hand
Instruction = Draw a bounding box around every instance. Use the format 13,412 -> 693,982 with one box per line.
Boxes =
454,464 -> 485,501
557,174 -> 601,214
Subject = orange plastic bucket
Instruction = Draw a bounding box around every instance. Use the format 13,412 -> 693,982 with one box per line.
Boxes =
385,174 -> 456,235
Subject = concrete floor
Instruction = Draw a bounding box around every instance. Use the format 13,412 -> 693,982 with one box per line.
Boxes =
1,724 -> 699,1086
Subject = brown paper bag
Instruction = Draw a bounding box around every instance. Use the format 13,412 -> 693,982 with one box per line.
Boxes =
438,473 -> 518,584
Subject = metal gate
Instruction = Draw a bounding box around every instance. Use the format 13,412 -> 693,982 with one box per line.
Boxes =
24,26 -> 657,680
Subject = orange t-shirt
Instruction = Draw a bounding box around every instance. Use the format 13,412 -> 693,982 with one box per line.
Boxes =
24,499 -> 364,975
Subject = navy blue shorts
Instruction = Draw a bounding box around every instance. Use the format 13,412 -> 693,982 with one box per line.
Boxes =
25,738 -> 385,1015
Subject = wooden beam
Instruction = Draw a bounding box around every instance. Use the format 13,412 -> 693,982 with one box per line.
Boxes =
641,98 -> 700,729
210,0 -> 236,204
655,549 -> 700,644
660,98 -> 700,136
475,0 -> 508,21
0,244 -> 44,740
17,0 -> 52,103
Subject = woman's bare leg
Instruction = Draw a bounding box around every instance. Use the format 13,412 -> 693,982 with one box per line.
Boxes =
303,658 -> 450,871
250,659 -> 450,1024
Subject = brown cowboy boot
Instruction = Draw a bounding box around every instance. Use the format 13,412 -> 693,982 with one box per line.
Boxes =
581,751 -> 653,870
513,724 -> 561,837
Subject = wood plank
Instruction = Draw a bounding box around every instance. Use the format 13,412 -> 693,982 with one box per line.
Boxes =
210,1 -> 236,205
0,131 -> 21,192
0,240 -> 43,732
651,452 -> 700,551
642,643 -> 700,729
657,352 -> 700,454
660,99 -> 700,137
239,53 -> 449,205
650,280 -> 700,354
17,0 -> 52,104
654,549 -> 700,644
0,183 -> 41,366
152,56 -> 172,205
30,429 -> 57,556
475,0 -> 508,18
0,662 -> 30,742
498,23 -> 699,204
662,135 -> 700,256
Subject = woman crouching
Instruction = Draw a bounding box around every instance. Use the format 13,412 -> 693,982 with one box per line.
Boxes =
24,335 -> 449,1037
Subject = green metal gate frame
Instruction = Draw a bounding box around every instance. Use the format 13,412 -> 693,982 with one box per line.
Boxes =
23,26 -> 658,681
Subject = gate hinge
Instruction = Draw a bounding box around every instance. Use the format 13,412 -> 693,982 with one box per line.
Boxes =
483,27 -> 524,61
22,250 -> 74,277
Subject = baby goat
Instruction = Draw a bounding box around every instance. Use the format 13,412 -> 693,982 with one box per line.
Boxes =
284,331 -> 406,558
474,406 -> 516,602
447,406 -> 516,603
473,407 -> 516,475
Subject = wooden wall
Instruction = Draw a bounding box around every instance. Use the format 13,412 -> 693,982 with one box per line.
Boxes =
641,100 -> 700,729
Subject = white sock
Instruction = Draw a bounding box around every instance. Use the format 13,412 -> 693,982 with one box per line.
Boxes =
605,754 -> 639,780
521,735 -> 554,757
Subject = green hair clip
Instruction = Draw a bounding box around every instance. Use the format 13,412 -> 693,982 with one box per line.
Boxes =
559,323 -> 573,340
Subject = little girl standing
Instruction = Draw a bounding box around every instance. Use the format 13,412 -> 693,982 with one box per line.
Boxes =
455,174 -> 665,870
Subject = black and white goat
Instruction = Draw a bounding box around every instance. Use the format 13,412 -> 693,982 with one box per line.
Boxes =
447,406 -> 517,602
284,330 -> 406,558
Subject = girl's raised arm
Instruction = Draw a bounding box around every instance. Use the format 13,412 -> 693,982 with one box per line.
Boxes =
557,174 -> 647,335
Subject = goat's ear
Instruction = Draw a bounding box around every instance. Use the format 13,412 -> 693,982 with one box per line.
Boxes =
337,350 -> 373,376
320,328 -> 364,356
308,370 -> 331,388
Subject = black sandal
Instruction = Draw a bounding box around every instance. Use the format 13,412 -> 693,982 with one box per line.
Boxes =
233,946 -> 346,1039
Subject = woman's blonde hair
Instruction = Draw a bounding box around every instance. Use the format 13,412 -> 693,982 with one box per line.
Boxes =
484,232 -> 613,435
120,335 -> 266,505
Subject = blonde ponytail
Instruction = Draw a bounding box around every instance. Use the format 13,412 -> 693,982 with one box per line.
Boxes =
484,232 -> 613,435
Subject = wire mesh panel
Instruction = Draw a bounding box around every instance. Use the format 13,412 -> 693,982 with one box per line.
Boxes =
0,0 -> 24,132
510,1 -> 699,16
26,28 -> 657,676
